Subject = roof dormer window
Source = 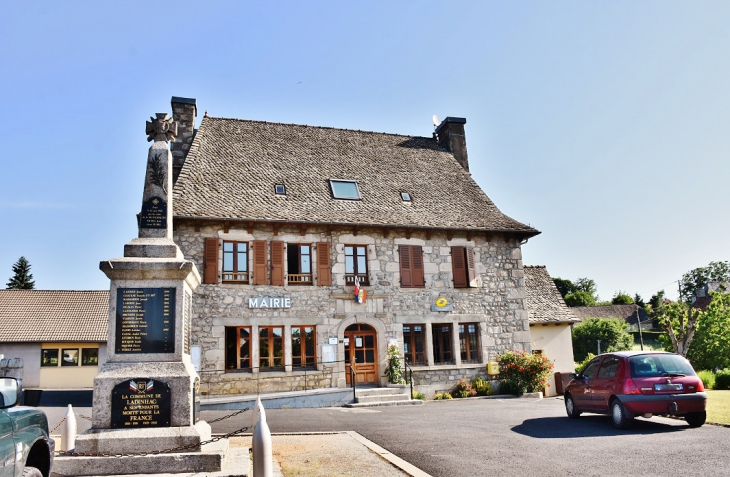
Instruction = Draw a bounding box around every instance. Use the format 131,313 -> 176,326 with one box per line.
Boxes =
401,192 -> 411,202
275,184 -> 286,195
329,180 -> 361,200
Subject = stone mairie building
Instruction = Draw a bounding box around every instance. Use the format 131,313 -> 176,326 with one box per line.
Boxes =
168,97 -> 540,397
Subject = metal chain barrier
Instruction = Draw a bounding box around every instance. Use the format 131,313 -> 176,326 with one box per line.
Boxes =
50,417 -> 67,434
55,408 -> 250,458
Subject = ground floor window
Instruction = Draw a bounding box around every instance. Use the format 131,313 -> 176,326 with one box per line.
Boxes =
41,346 -> 99,367
225,326 -> 251,370
432,324 -> 453,365
459,323 -> 481,363
291,326 -> 316,369
259,326 -> 284,370
403,324 -> 426,365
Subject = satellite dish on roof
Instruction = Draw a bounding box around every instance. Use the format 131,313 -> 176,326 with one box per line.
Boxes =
432,115 -> 440,127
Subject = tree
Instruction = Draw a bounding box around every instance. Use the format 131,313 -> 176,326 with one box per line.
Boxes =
686,292 -> 730,371
679,261 -> 730,303
553,278 -> 576,298
657,301 -> 695,357
574,277 -> 598,296
633,293 -> 646,307
564,291 -> 596,307
6,256 -> 35,289
612,291 -> 634,305
571,318 -> 634,361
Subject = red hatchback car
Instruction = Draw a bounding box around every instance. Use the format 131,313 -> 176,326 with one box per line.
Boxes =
564,351 -> 707,429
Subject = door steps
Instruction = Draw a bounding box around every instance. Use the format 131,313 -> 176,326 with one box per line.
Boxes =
344,386 -> 423,408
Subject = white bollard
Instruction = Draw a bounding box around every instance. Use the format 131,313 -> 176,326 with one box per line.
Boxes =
252,402 -> 272,477
61,404 -> 77,452
251,397 -> 262,461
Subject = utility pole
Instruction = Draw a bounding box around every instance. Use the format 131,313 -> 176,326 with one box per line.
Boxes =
597,339 -> 602,355
637,307 -> 644,351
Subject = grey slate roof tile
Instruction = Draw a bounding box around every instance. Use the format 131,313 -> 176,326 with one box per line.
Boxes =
0,290 -> 108,342
525,266 -> 580,324
173,117 -> 539,234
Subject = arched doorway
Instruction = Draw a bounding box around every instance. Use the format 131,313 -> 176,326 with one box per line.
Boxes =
345,323 -> 378,385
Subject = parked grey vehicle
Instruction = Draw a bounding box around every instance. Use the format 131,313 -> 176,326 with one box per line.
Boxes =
0,377 -> 55,477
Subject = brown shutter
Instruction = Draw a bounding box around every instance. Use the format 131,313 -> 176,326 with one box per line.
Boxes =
412,246 -> 424,287
253,240 -> 267,285
317,242 -> 331,286
270,241 -> 285,286
204,238 -> 219,284
465,246 -> 476,285
399,245 -> 413,287
451,246 -> 467,288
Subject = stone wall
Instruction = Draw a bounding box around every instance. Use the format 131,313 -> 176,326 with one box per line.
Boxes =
174,221 -> 529,396
199,367 -> 334,396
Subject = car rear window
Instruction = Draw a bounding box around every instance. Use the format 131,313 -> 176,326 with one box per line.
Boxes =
629,354 -> 695,378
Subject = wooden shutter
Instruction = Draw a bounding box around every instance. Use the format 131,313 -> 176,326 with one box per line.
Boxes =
204,238 -> 219,284
252,240 -> 267,285
317,242 -> 331,286
451,246 -> 467,288
399,245 -> 413,287
270,241 -> 285,286
412,246 -> 424,287
465,246 -> 476,285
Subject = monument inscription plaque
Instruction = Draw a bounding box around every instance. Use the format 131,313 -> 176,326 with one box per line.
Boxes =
115,288 -> 176,353
111,378 -> 171,428
140,196 -> 167,229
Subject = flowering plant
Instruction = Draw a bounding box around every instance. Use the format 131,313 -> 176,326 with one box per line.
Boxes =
497,350 -> 554,395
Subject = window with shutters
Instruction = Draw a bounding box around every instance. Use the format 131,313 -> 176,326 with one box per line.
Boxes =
222,241 -> 249,283
287,243 -> 312,285
398,245 -> 424,288
459,323 -> 481,363
259,326 -> 284,371
432,324 -> 454,365
204,238 -> 219,284
344,245 -> 368,286
225,326 -> 252,371
403,324 -> 425,365
291,326 -> 316,369
451,246 -> 476,288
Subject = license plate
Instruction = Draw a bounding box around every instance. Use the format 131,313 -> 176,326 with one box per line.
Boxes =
655,383 -> 683,392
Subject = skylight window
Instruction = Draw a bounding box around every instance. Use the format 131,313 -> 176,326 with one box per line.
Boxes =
329,180 -> 361,200
401,192 -> 411,202
275,184 -> 286,195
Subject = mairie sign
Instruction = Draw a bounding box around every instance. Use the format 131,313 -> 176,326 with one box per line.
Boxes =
248,296 -> 292,308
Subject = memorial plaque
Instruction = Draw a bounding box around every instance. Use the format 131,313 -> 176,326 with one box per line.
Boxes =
115,288 -> 176,353
140,196 -> 167,229
111,378 -> 171,428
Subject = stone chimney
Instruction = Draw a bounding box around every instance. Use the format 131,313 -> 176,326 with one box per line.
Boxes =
435,117 -> 469,171
171,96 -> 197,184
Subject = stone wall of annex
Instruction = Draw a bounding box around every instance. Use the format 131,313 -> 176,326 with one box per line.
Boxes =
174,221 -> 530,396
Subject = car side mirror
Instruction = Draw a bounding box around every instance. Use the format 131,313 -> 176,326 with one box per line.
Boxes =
0,377 -> 20,409
570,373 -> 579,379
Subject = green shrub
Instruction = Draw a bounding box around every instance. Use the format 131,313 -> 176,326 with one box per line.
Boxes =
575,353 -> 596,373
471,376 -> 491,396
497,350 -> 554,395
384,345 -> 405,384
453,378 -> 478,398
433,392 -> 453,400
715,369 -> 730,390
498,379 -> 521,396
696,370 -> 716,390
412,389 -> 426,400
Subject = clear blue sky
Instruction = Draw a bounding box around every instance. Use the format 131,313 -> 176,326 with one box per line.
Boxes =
2,1 -> 729,302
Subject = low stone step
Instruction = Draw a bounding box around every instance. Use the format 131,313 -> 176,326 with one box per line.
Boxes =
356,393 -> 411,404
344,399 -> 423,408
354,387 -> 408,397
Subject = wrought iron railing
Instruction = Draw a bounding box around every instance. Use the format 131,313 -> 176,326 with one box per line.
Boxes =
344,274 -> 369,286
287,274 -> 313,285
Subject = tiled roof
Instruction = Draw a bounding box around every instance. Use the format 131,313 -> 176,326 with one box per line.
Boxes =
0,290 -> 108,342
524,266 -> 580,324
571,304 -> 648,326
173,117 -> 539,235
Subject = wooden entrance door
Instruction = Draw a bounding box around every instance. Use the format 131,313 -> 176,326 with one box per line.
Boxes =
344,324 -> 378,385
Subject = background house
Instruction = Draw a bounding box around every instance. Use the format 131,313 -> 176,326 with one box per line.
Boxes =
0,290 -> 108,389
524,266 -> 580,396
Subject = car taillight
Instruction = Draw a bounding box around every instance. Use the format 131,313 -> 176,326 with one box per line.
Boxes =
623,378 -> 641,395
696,379 -> 705,392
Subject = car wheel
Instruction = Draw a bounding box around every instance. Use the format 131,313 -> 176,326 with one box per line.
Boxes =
565,395 -> 581,418
22,467 -> 43,477
685,411 -> 706,428
611,399 -> 633,429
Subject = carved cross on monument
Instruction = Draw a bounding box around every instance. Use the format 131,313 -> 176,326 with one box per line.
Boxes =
146,113 -> 178,142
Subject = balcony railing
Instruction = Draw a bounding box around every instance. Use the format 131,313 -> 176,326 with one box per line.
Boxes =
222,271 -> 249,282
287,274 -> 313,285
345,274 -> 369,286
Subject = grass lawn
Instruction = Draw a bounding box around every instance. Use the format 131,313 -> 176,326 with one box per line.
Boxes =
706,390 -> 730,424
